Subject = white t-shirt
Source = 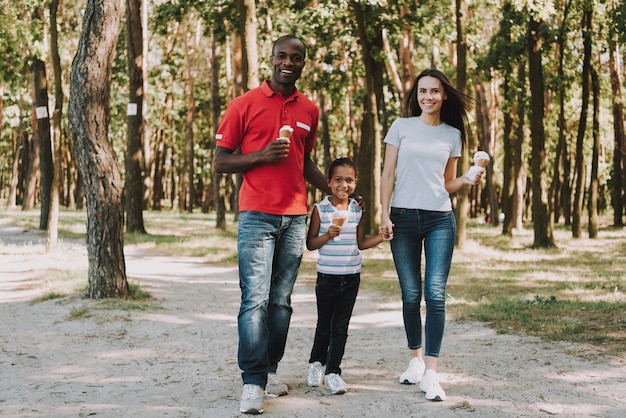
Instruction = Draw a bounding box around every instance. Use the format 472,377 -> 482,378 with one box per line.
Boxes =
384,117 -> 462,211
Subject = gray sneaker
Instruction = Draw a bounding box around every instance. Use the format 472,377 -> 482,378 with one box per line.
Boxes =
265,373 -> 288,398
324,373 -> 347,395
307,361 -> 324,387
239,384 -> 264,414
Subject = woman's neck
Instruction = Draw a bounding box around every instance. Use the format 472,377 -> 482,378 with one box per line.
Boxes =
418,115 -> 442,126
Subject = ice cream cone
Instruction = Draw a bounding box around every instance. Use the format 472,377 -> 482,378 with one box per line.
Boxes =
473,151 -> 490,167
279,125 -> 294,139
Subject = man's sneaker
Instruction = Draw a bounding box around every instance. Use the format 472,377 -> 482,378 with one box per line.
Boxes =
419,369 -> 446,401
399,357 -> 425,384
324,373 -> 347,395
265,373 -> 288,398
307,361 -> 324,387
240,384 -> 264,414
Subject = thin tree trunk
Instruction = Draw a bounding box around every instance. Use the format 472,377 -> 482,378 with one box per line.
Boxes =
47,0 -> 63,251
454,0 -> 471,248
608,37 -> 625,227
32,58 -> 53,229
588,66 -> 600,238
351,0 -> 383,235
528,16 -> 555,248
125,0 -> 147,233
572,1 -> 593,238
68,0 -> 129,299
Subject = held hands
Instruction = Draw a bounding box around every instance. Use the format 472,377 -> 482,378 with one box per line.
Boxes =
379,219 -> 394,241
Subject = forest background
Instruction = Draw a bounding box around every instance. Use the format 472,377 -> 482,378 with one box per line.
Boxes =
0,0 -> 625,296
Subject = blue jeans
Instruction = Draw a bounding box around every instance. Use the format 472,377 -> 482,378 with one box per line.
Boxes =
237,211 -> 306,387
389,208 -> 456,357
309,272 -> 360,376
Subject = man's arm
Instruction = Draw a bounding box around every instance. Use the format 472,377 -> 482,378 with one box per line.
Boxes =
213,142 -> 290,173
303,153 -> 331,194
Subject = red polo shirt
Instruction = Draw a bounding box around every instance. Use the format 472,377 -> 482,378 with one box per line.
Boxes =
215,80 -> 319,215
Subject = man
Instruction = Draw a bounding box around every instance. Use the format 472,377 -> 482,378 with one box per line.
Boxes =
214,35 -> 329,415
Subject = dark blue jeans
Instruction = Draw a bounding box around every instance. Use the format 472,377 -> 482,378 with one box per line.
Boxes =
389,208 -> 455,357
237,211 -> 307,387
309,272 -> 361,375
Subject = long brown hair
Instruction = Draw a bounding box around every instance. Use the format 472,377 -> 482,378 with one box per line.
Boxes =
405,69 -> 472,147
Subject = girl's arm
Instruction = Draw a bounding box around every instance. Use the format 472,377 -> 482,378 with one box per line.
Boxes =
306,206 -> 340,250
356,216 -> 384,250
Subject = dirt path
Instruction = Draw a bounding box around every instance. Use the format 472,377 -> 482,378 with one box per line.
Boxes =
0,223 -> 624,417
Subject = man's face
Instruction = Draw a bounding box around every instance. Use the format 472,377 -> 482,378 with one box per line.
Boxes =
270,39 -> 306,86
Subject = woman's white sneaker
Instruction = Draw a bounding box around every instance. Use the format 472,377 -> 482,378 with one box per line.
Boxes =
324,373 -> 347,395
399,357 -> 425,384
307,361 -> 324,387
419,369 -> 446,401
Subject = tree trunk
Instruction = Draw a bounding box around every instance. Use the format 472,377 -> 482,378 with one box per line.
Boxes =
211,35 -> 226,229
512,60 -> 527,231
242,0 -> 259,90
46,0 -> 63,251
23,104 -> 39,211
68,0 -> 129,299
180,14 -> 199,213
608,38 -> 625,227
528,16 -> 555,248
125,0 -> 147,233
550,1 -> 572,226
351,0 -> 383,234
588,66 -> 599,238
454,0 -> 471,248
33,59 -> 53,228
572,2 -> 593,238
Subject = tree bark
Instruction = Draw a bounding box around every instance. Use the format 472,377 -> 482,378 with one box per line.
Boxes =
528,16 -> 555,248
32,58 -> 53,229
351,0 -> 383,235
572,1 -> 592,238
68,0 -> 129,299
125,0 -> 147,233
587,67 -> 599,238
454,0 -> 471,248
608,37 -> 625,227
46,0 -> 63,251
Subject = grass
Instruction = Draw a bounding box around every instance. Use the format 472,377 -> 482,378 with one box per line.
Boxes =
1,208 -> 624,358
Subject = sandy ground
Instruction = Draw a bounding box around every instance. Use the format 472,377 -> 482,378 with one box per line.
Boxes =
0,221 -> 625,418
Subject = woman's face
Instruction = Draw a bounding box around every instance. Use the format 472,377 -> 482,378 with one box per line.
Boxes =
417,76 -> 446,116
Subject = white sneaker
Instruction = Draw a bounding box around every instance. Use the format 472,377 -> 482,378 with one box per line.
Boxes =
265,373 -> 288,398
239,384 -> 264,414
307,361 -> 324,387
419,369 -> 446,401
324,373 -> 347,395
399,357 -> 425,384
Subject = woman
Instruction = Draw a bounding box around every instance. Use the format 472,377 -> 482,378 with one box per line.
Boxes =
380,68 -> 481,401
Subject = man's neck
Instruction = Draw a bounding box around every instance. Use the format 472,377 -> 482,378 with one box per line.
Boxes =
268,80 -> 296,98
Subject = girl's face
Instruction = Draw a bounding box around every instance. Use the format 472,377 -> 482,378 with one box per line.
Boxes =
328,165 -> 357,201
417,76 -> 446,116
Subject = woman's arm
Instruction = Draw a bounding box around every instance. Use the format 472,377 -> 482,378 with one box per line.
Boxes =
380,143 -> 398,237
444,157 -> 482,193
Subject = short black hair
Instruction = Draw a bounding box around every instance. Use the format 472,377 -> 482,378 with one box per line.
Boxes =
272,35 -> 306,60
327,158 -> 357,180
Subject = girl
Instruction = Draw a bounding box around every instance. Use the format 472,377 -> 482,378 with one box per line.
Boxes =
306,158 -> 386,394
